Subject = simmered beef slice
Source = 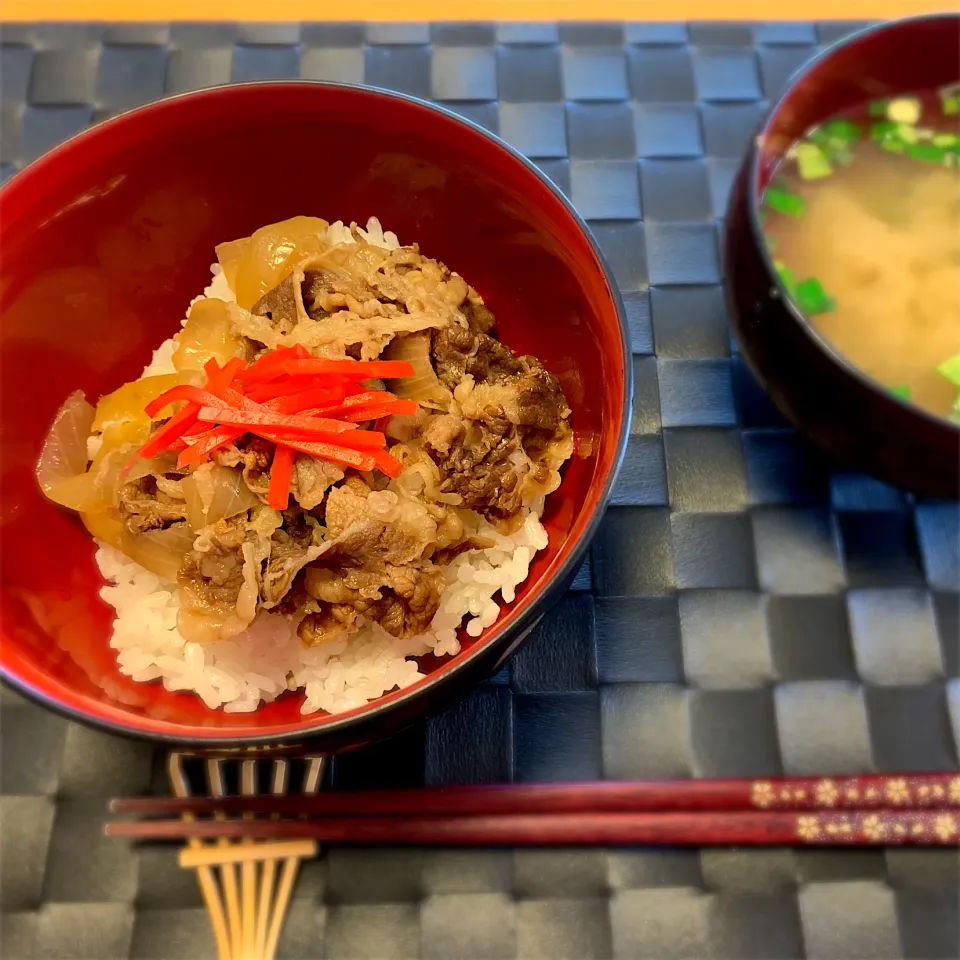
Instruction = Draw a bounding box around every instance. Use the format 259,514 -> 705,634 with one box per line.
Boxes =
298,562 -> 446,644
314,481 -> 440,571
323,476 -> 372,538
419,413 -> 464,458
424,325 -> 571,520
432,325 -> 522,389
249,244 -> 480,335
432,327 -> 568,432
176,515 -> 259,643
422,416 -> 527,520
461,299 -> 496,336
118,476 -> 187,535
249,270 -> 342,332
213,437 -> 273,501
303,268 -> 399,320
513,367 -> 568,432
260,528 -> 322,609
291,455 -> 343,511
250,276 -> 300,334
250,268 -> 380,333
289,474 -> 462,641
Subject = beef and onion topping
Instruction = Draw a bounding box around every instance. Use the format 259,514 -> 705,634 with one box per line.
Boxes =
36,217 -> 572,715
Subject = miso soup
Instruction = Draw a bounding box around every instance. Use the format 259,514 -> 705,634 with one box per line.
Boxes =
761,88 -> 960,422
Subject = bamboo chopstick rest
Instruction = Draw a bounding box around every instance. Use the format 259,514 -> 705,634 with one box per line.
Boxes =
168,753 -> 324,960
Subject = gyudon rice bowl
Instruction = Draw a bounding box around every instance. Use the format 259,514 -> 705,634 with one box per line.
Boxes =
37,215 -> 573,717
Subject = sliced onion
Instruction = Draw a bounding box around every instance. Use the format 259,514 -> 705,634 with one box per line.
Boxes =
56,445 -> 176,514
58,444 -> 139,514
121,522 -> 195,582
81,507 -> 125,551
383,333 -> 452,409
216,216 -> 330,309
82,502 -> 193,581
173,297 -> 241,372
396,460 -> 444,501
45,471 -> 100,511
36,390 -> 95,496
126,452 -> 179,484
181,464 -> 259,530
91,374 -> 182,433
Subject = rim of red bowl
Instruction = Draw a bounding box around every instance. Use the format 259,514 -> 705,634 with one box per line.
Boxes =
746,13 -> 960,435
0,81 -> 633,747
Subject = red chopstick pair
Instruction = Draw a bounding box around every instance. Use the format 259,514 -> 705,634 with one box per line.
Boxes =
107,772 -> 960,848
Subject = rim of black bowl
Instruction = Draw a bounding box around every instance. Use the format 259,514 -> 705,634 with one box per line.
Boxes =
748,13 -> 960,434
0,80 -> 634,747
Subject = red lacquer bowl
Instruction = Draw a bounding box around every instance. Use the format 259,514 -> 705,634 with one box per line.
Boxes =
0,83 -> 631,750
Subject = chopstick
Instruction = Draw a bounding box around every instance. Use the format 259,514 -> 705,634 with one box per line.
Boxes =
253,759 -> 287,960
239,759 -> 257,960
262,757 -> 324,960
206,758 -> 244,959
111,772 -> 960,818
105,808 -> 959,847
168,754 -> 232,960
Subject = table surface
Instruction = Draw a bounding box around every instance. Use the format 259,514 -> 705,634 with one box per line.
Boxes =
1,19 -> 959,960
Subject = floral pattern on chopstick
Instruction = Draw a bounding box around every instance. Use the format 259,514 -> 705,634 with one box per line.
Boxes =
796,815 -> 821,839
934,814 -> 958,842
885,778 -> 910,805
793,811 -> 958,845
751,782 -> 776,808
815,779 -> 839,806
750,775 -> 960,810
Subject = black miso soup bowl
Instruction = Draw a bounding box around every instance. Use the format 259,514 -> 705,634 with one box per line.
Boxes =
723,14 -> 960,500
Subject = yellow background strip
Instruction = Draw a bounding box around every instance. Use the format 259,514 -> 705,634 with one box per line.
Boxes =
1,1 -> 951,22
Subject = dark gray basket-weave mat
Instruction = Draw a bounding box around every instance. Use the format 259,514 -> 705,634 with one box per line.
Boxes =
1,20 -> 958,960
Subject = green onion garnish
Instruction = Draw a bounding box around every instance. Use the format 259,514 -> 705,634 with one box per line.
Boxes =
889,384 -> 911,402
870,121 -> 899,142
807,126 -> 831,149
906,143 -> 947,163
823,118 -> 862,142
941,86 -> 960,116
795,143 -> 832,180
795,277 -> 836,316
895,123 -> 920,144
765,188 -> 805,218
937,354 -> 960,388
932,133 -> 959,148
879,137 -> 906,154
868,99 -> 889,117
807,119 -> 863,165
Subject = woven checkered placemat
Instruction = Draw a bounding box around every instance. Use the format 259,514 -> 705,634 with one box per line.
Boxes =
1,20 -> 958,960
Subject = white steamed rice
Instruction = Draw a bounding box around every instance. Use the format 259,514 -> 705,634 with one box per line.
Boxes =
94,218 -> 549,716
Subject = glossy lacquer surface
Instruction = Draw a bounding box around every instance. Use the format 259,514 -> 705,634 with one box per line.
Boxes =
724,15 -> 960,499
0,82 -> 630,747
